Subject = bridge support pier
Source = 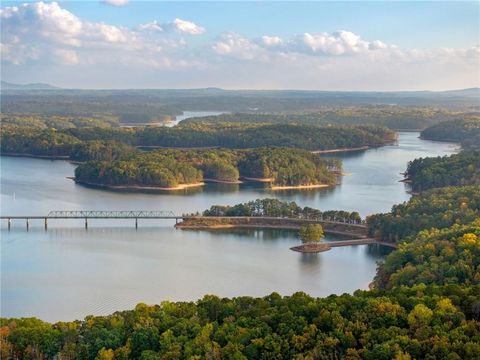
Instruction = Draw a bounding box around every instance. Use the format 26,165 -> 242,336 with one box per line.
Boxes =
26,218 -> 29,231
44,218 -> 48,230
7,218 -> 11,231
135,218 -> 138,229
84,218 -> 88,229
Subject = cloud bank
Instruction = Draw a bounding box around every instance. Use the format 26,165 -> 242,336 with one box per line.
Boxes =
139,18 -> 206,35
1,1 -> 478,90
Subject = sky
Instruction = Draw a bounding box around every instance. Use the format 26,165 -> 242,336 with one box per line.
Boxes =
1,1 -> 479,90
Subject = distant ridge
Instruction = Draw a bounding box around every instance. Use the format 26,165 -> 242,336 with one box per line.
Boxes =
438,87 -> 480,96
1,81 -> 60,90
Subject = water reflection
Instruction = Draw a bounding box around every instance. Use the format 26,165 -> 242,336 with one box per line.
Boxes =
299,253 -> 321,266
0,132 -> 457,321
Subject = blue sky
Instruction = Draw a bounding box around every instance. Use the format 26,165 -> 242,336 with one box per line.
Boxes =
59,1 -> 479,48
1,1 -> 479,90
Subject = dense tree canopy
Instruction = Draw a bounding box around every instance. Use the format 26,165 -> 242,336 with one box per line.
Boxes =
0,113 -> 118,129
420,118 -> 480,150
0,125 -> 80,156
202,198 -> 363,224
1,123 -> 396,155
75,149 -> 340,188
367,186 -> 480,243
375,220 -> 480,289
2,286 -> 480,360
179,107 -> 468,130
405,150 -> 480,192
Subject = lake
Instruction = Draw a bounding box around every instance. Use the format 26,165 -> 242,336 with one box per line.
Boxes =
0,132 -> 458,321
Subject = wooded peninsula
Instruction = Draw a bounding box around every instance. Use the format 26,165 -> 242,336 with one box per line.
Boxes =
1,122 -> 397,190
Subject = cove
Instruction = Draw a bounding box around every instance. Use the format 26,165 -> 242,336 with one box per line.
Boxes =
0,132 -> 458,321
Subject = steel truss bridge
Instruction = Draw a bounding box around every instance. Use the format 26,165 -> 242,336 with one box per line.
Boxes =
1,210 -> 184,230
46,210 -> 177,218
1,211 -> 367,231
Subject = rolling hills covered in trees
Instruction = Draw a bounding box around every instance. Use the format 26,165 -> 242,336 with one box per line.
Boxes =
2,88 -> 479,117
2,91 -> 480,359
179,107 -> 474,130
420,118 -> 480,149
1,123 -> 396,155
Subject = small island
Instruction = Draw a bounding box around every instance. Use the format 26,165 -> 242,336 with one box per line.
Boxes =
73,148 -> 342,191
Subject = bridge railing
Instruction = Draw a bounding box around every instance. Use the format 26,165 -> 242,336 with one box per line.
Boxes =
47,210 -> 177,218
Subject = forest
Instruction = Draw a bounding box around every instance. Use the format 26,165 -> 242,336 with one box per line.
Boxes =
2,285 -> 479,359
179,107 -> 470,130
202,198 -> 363,224
374,220 -> 480,289
404,150 -> 480,192
2,96 -> 480,358
3,179 -> 480,359
74,148 -> 340,188
420,118 -> 480,149
1,123 -> 396,155
366,185 -> 480,243
0,113 -> 118,129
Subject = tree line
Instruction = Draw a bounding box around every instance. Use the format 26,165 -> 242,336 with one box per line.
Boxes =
179,106 -> 468,130
74,148 -> 341,188
1,285 -> 479,359
1,123 -> 396,156
404,150 -> 480,192
420,118 -> 480,150
202,198 -> 363,224
366,185 -> 480,243
374,220 -> 480,289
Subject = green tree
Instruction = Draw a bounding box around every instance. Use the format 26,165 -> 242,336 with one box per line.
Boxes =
299,224 -> 324,243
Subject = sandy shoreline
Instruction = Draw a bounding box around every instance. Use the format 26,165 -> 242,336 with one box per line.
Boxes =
270,184 -> 330,190
203,178 -> 243,184
241,176 -> 274,183
70,178 -> 205,191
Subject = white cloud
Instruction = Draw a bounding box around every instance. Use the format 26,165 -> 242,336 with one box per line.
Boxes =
0,2 -> 190,67
138,18 -> 206,35
103,0 -> 128,7
261,35 -> 283,47
256,31 -> 392,56
138,20 -> 164,32
1,2 -> 478,90
213,33 -> 267,61
172,18 -> 205,35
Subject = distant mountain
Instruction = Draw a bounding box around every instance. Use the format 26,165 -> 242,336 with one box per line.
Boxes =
438,87 -> 480,97
1,81 -> 60,90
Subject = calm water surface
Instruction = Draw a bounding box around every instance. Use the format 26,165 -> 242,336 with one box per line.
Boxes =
0,132 -> 458,321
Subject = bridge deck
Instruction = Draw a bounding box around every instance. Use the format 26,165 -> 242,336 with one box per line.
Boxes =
291,238 -> 397,252
1,213 -> 367,233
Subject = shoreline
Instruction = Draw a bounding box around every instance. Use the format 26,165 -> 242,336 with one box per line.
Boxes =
311,146 -> 370,154
241,176 -> 274,183
270,184 -> 330,190
203,178 -> 243,184
290,243 -> 332,253
70,178 -> 205,191
1,153 -> 70,160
